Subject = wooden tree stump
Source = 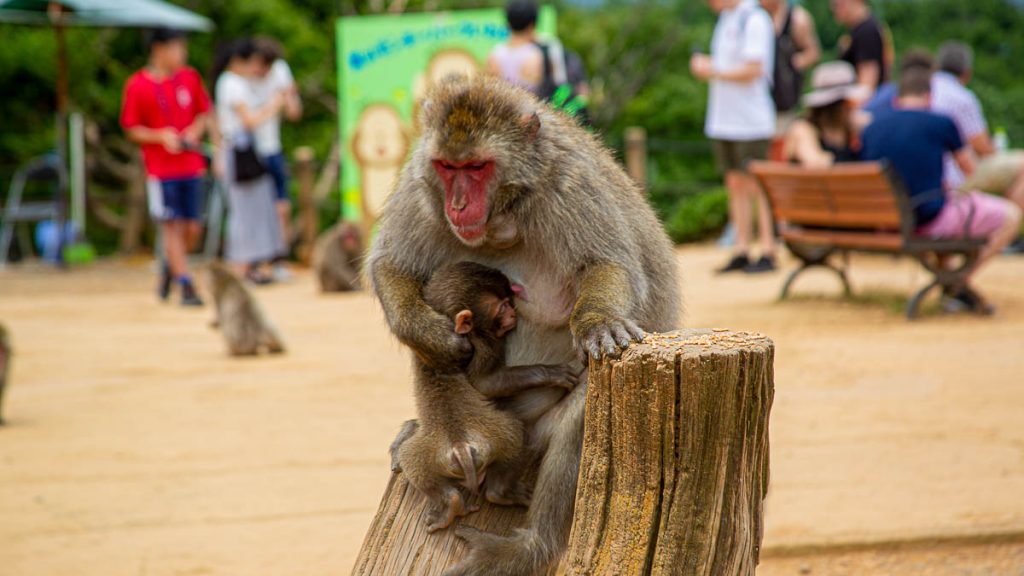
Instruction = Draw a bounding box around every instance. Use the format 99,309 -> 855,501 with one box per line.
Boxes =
353,329 -> 774,575
564,329 -> 774,575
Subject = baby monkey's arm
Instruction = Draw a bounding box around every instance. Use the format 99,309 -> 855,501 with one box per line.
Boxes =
473,364 -> 580,398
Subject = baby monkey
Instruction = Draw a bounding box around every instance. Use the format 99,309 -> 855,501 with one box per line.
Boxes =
393,261 -> 579,532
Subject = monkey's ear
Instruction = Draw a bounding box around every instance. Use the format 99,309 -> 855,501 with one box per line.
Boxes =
518,112 -> 540,140
454,310 -> 474,335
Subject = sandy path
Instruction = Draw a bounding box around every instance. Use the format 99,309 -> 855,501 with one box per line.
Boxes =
1,244 -> 1023,575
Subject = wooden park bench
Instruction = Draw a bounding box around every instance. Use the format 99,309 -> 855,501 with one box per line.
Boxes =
750,161 -> 986,319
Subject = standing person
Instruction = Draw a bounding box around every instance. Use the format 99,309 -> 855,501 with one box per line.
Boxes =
831,0 -> 889,96
861,67 -> 1021,314
252,37 -> 303,281
488,0 -> 544,94
691,0 -> 778,273
121,28 -> 211,306
761,0 -> 821,133
213,39 -> 284,285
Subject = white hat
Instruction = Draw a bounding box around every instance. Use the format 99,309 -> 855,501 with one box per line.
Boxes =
801,61 -> 872,108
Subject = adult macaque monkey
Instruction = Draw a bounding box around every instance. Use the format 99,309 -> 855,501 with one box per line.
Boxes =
368,76 -> 680,575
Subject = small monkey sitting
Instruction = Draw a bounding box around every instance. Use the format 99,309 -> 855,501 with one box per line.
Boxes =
312,221 -> 363,292
393,261 -> 579,532
207,262 -> 286,356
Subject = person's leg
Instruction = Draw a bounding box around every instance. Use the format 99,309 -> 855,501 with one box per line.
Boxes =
714,140 -> 752,273
738,139 -> 776,272
969,195 -> 1022,276
752,177 -> 776,257
162,178 -> 203,306
728,171 -> 753,254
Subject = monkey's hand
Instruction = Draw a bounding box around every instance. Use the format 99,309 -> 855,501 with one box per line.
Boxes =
404,310 -> 473,369
570,263 -> 646,361
541,364 -> 582,390
572,312 -> 646,362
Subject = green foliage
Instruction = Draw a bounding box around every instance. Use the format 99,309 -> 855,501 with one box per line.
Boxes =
656,187 -> 729,244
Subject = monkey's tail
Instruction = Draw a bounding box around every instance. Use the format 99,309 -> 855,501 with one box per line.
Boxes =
451,442 -> 479,495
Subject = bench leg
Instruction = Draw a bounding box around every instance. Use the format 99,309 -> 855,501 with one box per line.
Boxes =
908,250 -> 981,319
906,279 -> 939,320
780,245 -> 849,300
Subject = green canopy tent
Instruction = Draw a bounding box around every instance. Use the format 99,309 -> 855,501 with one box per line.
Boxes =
0,0 -> 212,256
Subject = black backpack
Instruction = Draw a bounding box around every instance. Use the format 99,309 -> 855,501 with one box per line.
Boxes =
772,7 -> 803,113
535,41 -> 591,126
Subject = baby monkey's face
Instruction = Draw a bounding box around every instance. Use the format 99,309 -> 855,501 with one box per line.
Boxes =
481,293 -> 517,339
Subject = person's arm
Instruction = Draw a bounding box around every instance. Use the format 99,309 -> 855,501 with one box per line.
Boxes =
791,8 -> 821,72
786,121 -> 834,169
181,111 -> 209,148
969,132 -> 995,157
283,87 -> 302,122
486,53 -> 502,77
691,12 -> 770,84
235,93 -> 284,131
954,147 -> 976,178
126,125 -> 182,153
855,61 -> 880,95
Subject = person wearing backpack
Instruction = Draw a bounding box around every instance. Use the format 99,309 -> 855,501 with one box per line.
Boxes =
692,0 -> 778,274
761,0 -> 821,134
488,0 -> 544,94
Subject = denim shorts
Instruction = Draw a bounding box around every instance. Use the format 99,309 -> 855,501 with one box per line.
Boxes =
264,152 -> 290,202
147,176 -> 203,221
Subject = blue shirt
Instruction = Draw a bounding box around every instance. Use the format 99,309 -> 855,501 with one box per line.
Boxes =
863,82 -> 897,118
861,108 -> 964,225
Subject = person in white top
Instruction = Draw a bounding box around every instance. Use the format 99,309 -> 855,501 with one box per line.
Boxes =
487,0 -> 544,94
214,39 -> 285,284
252,37 -> 303,277
691,0 -> 778,274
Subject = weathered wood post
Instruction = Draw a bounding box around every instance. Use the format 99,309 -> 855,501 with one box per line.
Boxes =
353,329 -> 774,575
624,127 -> 648,189
293,146 -> 317,265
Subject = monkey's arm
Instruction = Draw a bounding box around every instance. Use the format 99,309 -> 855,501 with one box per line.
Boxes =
371,260 -> 472,368
570,262 -> 645,360
474,365 -> 579,398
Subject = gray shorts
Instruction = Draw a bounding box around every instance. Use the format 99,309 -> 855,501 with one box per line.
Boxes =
711,138 -> 771,174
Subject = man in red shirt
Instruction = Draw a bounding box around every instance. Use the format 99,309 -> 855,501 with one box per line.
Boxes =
121,28 -> 211,306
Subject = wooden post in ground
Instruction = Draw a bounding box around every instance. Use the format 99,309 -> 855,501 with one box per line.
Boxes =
624,126 -> 648,189
353,329 -> 774,575
293,146 -> 317,265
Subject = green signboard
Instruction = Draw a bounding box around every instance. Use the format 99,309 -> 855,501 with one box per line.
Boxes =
336,8 -> 557,224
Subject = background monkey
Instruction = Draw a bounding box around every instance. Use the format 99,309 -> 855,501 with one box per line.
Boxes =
207,263 -> 286,356
311,221 -> 363,292
394,261 -> 578,532
368,76 -> 680,575
0,323 -> 10,425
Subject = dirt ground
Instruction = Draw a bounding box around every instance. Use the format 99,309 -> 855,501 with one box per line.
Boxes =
1,244 -> 1023,575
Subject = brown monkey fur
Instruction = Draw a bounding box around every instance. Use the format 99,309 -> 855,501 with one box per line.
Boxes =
312,221 -> 363,292
0,323 -> 10,425
368,76 -> 680,575
207,263 -> 286,356
393,261 -> 579,533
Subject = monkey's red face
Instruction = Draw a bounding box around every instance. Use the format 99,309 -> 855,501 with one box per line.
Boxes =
431,159 -> 496,244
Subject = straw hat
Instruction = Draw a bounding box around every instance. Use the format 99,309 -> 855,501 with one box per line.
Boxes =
801,61 -> 872,108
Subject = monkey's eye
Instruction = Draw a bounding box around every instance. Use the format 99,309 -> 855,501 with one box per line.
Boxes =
465,162 -> 487,171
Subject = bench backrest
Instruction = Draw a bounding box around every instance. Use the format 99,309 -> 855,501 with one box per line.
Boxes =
749,161 -> 913,237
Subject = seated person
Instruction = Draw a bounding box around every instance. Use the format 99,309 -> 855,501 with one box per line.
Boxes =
782,61 -> 869,167
861,67 -> 1022,314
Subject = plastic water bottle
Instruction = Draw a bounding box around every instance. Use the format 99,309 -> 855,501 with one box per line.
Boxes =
994,127 -> 1009,153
